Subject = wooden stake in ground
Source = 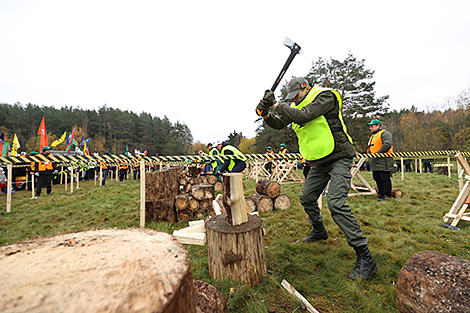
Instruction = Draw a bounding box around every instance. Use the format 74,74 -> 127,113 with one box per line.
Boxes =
206,214 -> 267,287
396,250 -> 470,313
280,279 -> 319,313
0,228 -> 196,313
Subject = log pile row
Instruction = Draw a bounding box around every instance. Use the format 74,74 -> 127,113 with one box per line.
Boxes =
175,167 -> 223,220
246,179 -> 291,213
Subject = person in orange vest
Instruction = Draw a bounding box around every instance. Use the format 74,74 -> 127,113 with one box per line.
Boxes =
118,161 -> 129,181
367,119 -> 394,201
101,152 -> 110,185
35,146 -> 57,196
133,156 -> 141,180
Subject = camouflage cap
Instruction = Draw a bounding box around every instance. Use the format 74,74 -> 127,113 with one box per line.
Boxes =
286,77 -> 309,101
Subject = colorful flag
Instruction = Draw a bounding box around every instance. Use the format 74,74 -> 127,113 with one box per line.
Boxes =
11,134 -> 20,156
37,117 -> 48,151
84,141 -> 90,155
65,129 -> 76,152
0,140 -> 9,157
51,131 -> 67,147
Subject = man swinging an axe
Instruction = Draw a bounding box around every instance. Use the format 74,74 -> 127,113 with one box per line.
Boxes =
256,37 -> 378,282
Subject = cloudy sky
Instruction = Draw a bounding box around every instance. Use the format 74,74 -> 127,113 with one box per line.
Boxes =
1,0 -> 469,144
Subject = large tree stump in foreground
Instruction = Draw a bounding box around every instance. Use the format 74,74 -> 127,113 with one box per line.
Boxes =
0,228 -> 195,313
206,214 -> 267,287
396,250 -> 470,313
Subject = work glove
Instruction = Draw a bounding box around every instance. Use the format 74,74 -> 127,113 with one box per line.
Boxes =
34,172 -> 39,177
256,99 -> 269,117
53,170 -> 58,175
263,89 -> 276,106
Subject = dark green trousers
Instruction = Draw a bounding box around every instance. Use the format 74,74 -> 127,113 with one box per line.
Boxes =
300,157 -> 368,248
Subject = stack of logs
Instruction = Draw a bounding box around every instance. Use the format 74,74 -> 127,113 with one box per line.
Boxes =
175,168 -> 223,220
239,179 -> 291,213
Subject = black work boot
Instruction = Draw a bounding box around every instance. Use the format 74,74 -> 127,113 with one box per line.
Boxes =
302,223 -> 328,243
348,245 -> 378,281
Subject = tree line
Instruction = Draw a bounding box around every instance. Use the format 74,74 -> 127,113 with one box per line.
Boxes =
0,103 -> 193,156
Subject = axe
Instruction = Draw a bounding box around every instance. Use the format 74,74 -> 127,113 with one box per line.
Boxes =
270,37 -> 302,92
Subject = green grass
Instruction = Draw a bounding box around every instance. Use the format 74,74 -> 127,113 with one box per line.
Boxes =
1,171 -> 469,312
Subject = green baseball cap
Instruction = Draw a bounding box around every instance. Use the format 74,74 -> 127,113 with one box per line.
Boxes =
367,119 -> 382,126
286,77 -> 309,101
42,146 -> 51,151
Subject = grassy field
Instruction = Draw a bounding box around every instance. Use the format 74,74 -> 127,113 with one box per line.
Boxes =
1,170 -> 469,312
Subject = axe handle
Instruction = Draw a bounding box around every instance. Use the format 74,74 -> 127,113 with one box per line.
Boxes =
271,45 -> 301,92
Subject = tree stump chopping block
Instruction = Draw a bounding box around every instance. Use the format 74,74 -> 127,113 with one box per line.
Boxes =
206,214 -> 267,287
396,250 -> 470,313
0,228 -> 196,313
255,179 -> 281,199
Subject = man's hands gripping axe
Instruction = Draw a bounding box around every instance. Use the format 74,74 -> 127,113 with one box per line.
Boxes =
256,37 -> 301,117
256,90 -> 276,117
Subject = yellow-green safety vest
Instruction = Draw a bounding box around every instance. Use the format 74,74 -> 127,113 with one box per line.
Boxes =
290,86 -> 353,161
221,145 -> 247,171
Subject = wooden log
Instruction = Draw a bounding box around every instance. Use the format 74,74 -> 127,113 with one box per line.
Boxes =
250,193 -> 273,212
207,175 -> 219,185
175,195 -> 189,211
193,280 -> 227,313
206,214 -> 267,287
199,199 -> 212,211
244,196 -> 256,213
194,177 -> 203,185
191,186 -> 205,201
274,194 -> 291,210
396,250 -> 470,313
0,229 -> 196,313
178,208 -> 194,220
192,184 -> 215,201
188,197 -> 200,212
146,199 -> 177,222
256,179 -> 281,199
213,181 -> 223,192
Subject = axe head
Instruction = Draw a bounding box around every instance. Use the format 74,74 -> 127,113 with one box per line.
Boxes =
283,37 -> 302,54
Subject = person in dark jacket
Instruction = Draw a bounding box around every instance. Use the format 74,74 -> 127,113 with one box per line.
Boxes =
367,119 -> 394,201
35,146 -> 57,196
256,76 -> 377,282
214,141 -> 247,175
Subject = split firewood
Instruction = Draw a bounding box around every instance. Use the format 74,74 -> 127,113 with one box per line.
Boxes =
256,179 -> 281,199
250,193 -> 273,212
215,194 -> 226,214
274,194 -> 291,210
